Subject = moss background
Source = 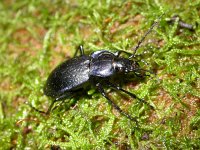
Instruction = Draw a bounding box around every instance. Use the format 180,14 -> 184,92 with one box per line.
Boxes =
0,0 -> 199,149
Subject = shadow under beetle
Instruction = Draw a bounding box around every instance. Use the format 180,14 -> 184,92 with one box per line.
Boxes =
40,17 -> 161,122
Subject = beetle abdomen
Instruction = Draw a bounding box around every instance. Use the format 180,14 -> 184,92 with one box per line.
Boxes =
44,56 -> 90,98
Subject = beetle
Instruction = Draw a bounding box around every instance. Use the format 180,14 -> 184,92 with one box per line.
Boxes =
35,17 -> 161,121
43,46 -> 147,121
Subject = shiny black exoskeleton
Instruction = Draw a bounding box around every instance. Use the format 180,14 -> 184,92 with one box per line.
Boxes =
43,46 -> 147,121
44,48 -> 141,99
42,17 -> 161,121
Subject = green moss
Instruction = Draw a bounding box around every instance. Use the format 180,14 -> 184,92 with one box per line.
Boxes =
0,0 -> 199,149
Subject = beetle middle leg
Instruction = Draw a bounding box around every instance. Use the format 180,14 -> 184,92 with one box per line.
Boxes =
95,82 -> 138,123
74,45 -> 85,57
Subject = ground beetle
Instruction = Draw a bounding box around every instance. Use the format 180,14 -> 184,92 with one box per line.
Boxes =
36,17 -> 161,121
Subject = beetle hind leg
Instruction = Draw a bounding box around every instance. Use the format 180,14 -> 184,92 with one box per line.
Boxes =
45,99 -> 57,114
29,93 -> 74,114
27,100 -> 56,115
27,103 -> 47,114
46,93 -> 76,114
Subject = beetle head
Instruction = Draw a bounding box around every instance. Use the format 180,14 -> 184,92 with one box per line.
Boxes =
113,58 -> 140,74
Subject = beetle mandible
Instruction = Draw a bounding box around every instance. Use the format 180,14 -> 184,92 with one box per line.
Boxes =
41,17 -> 160,121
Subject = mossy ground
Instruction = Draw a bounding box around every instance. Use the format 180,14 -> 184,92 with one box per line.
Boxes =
0,0 -> 199,149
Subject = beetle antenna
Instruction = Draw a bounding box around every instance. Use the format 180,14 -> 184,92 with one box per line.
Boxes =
129,14 -> 164,59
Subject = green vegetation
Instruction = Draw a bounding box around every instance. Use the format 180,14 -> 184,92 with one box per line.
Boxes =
0,0 -> 199,149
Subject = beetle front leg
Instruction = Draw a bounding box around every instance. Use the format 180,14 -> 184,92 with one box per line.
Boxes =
107,82 -> 154,109
96,83 -> 138,123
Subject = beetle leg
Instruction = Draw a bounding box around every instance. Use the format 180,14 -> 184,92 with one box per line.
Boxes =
46,93 -> 76,114
96,83 -> 138,123
46,99 -> 57,114
27,99 -> 57,114
79,45 -> 84,55
107,82 -> 154,109
45,96 -> 66,114
74,45 -> 85,57
27,103 -> 46,114
29,93 -> 74,114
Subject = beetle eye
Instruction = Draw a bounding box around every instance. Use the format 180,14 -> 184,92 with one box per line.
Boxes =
115,66 -> 123,72
119,67 -> 123,72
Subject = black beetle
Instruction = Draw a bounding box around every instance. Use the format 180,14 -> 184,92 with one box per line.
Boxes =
43,46 -> 146,121
37,17 -> 160,121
